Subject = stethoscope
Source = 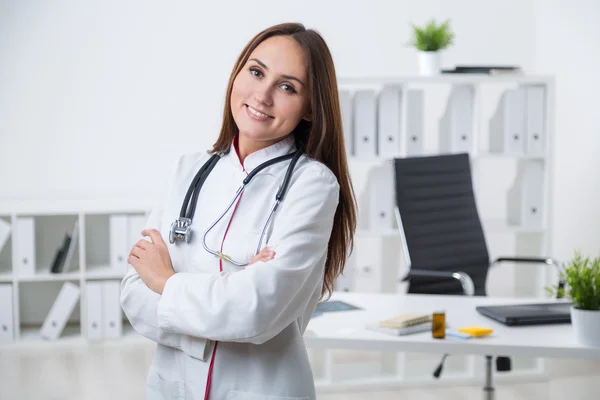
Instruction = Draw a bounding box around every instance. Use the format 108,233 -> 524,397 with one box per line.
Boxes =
169,145 -> 304,267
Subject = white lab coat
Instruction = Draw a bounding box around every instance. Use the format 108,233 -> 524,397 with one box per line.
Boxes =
120,135 -> 339,400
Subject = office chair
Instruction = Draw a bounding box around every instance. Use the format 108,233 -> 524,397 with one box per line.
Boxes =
392,153 -> 560,398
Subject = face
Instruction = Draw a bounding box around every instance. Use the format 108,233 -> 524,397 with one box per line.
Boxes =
230,35 -> 310,150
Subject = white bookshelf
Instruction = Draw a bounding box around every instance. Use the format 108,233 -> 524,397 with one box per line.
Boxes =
322,74 -> 555,390
0,74 -> 556,391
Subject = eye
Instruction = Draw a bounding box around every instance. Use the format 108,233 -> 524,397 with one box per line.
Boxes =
249,67 -> 262,78
280,83 -> 297,94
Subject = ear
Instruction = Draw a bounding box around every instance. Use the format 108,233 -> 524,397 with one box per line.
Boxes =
303,111 -> 312,122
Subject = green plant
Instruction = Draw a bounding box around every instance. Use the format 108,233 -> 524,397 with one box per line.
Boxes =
546,251 -> 600,311
410,19 -> 455,52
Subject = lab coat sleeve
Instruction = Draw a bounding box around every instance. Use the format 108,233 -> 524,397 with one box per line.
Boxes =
156,164 -> 340,345
120,155 -> 210,358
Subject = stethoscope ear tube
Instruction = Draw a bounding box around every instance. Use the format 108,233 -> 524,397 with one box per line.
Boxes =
276,148 -> 303,201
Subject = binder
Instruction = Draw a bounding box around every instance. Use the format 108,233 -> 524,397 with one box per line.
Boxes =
525,85 -> 546,155
507,161 -> 544,228
368,163 -> 395,231
40,282 -> 80,340
127,215 -> 147,250
377,86 -> 403,158
489,88 -> 526,155
15,217 -> 35,276
62,219 -> 79,273
439,85 -> 474,154
405,89 -> 424,156
85,281 -> 103,341
353,90 -> 377,158
109,215 -> 128,272
0,219 -> 10,255
339,89 -> 354,157
0,284 -> 14,343
102,280 -> 122,339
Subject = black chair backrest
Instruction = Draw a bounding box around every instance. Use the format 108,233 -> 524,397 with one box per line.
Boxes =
394,153 -> 489,296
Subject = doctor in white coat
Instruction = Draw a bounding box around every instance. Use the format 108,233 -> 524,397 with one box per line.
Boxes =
121,22 -> 357,400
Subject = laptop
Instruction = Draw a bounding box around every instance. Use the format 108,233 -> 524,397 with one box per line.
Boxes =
476,302 -> 572,326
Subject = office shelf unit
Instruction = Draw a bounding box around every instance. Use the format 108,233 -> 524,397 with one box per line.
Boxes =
0,74 -> 556,391
319,74 -> 556,390
0,202 -> 150,348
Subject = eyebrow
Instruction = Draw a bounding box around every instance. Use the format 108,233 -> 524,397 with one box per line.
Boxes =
249,58 -> 305,87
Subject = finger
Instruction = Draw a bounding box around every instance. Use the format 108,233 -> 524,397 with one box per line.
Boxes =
142,229 -> 164,246
134,239 -> 151,250
131,246 -> 144,259
128,254 -> 139,266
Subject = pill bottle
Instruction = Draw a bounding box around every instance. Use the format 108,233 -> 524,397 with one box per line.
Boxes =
432,310 -> 446,339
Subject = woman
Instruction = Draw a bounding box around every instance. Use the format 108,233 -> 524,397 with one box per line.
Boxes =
120,22 -> 357,400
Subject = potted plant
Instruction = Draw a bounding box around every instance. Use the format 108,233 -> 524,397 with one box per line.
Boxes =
409,19 -> 455,76
547,251 -> 600,346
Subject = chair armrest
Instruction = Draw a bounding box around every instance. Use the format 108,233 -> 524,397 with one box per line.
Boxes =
492,257 -> 559,267
491,257 -> 565,299
401,269 -> 475,296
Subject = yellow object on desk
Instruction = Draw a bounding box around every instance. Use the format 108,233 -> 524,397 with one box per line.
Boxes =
458,326 -> 493,337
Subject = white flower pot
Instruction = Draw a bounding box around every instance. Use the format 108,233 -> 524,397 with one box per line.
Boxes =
418,51 -> 442,76
571,307 -> 600,347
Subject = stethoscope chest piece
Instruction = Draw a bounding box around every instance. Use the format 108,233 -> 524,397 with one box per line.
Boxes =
169,217 -> 192,244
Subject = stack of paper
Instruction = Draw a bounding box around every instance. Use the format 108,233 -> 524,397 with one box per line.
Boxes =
366,313 -> 432,336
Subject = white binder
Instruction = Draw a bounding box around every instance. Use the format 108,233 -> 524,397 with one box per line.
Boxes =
353,89 -> 377,158
102,280 -> 122,339
40,282 -> 80,340
507,161 -> 544,228
368,162 -> 395,231
405,89 -> 424,156
489,88 -> 526,155
439,85 -> 474,154
525,85 -> 546,156
339,89 -> 354,157
127,215 -> 147,250
15,217 -> 35,277
85,281 -> 104,341
377,86 -> 403,158
0,284 -> 14,343
0,219 -> 10,255
109,215 -> 128,272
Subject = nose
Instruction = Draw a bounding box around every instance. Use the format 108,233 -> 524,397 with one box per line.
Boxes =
253,85 -> 274,108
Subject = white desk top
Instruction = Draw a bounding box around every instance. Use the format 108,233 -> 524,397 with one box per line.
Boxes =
305,292 -> 600,360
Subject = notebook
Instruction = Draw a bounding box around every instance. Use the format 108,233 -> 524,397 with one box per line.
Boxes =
365,313 -> 433,336
378,313 -> 431,329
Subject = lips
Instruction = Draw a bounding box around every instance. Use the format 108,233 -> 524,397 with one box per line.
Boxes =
245,104 -> 273,119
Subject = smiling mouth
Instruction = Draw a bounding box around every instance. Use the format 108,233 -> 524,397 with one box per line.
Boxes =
245,104 -> 274,119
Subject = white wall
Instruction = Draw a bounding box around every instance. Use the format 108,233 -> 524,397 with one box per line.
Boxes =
532,0 -> 600,263
0,0 -> 536,203
1,0 -> 596,265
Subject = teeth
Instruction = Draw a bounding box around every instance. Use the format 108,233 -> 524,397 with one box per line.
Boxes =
248,105 -> 269,118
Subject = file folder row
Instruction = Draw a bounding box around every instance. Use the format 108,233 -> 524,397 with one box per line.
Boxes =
110,214 -> 147,273
489,85 -> 547,155
86,280 -> 122,340
340,87 -> 424,158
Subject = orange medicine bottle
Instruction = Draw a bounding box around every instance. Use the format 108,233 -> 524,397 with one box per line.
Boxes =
432,310 -> 446,339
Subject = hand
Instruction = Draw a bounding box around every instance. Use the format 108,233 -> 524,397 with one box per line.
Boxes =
248,246 -> 276,266
128,229 -> 176,294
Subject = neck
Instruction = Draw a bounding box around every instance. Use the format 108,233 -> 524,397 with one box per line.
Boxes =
236,134 -> 286,165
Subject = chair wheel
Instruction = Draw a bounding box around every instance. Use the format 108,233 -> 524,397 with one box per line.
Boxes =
496,356 -> 512,372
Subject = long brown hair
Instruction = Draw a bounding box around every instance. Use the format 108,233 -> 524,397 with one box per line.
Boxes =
211,22 -> 357,299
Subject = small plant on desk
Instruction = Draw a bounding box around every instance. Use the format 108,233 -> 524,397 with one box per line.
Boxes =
546,250 -> 600,346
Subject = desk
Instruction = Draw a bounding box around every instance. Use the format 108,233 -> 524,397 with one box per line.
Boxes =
305,292 -> 600,399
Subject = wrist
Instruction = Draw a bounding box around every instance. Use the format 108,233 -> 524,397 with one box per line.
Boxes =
158,271 -> 176,295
